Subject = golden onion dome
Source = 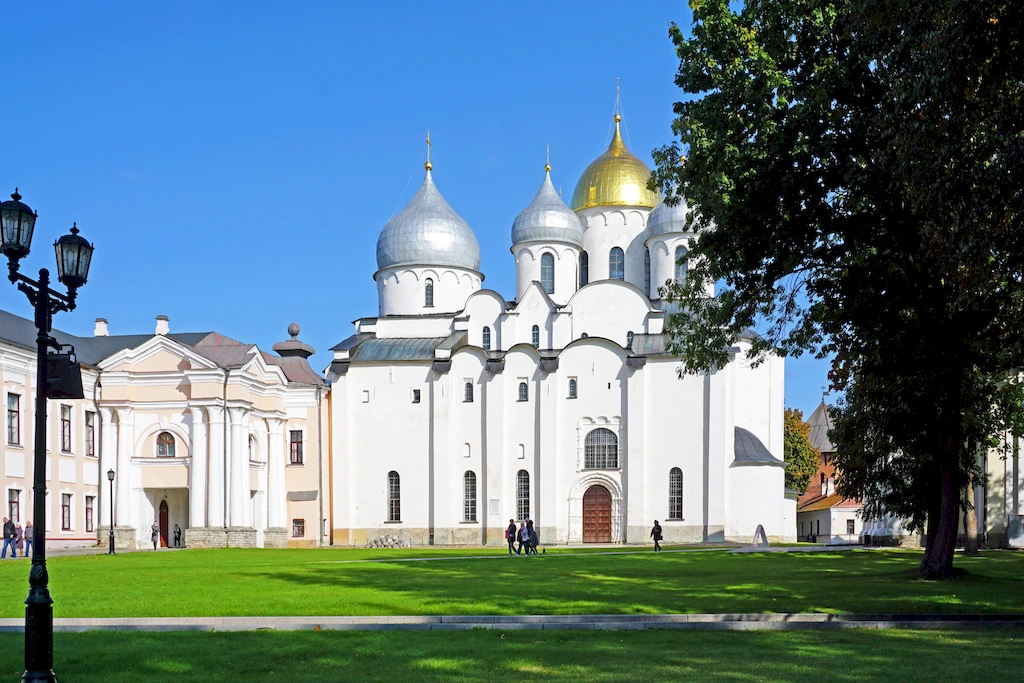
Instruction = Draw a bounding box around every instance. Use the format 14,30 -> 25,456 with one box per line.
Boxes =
570,114 -> 660,211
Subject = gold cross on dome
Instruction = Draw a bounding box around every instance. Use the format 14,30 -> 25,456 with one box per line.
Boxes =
425,130 -> 432,171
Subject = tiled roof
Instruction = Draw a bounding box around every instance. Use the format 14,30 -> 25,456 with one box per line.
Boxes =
798,493 -> 862,513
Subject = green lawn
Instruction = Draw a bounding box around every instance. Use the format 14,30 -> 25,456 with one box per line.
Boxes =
1,547 -> 1022,618
1,629 -> 1021,682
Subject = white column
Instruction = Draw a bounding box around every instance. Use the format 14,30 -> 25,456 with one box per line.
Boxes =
189,406 -> 208,528
207,406 -> 226,528
228,407 -> 248,527
98,407 -> 115,527
267,417 -> 287,529
115,407 -> 134,529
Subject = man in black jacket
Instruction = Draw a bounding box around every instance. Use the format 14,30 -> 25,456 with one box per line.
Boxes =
2,518 -> 16,558
506,519 -> 517,555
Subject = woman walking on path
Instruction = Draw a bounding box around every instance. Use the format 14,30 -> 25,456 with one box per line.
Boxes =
517,522 -> 529,556
528,521 -> 539,555
506,519 -> 517,555
173,524 -> 182,548
151,521 -> 160,550
651,520 -> 663,552
23,522 -> 32,557
14,523 -> 23,557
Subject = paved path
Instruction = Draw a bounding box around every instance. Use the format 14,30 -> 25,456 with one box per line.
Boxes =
0,613 -> 1020,633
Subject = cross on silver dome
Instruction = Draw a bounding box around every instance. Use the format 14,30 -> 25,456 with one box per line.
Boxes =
511,166 -> 583,248
376,168 -> 481,273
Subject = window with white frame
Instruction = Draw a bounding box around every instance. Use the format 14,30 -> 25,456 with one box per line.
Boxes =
516,470 -> 530,521
464,471 -> 477,522
412,389 -> 421,404
644,248 -> 651,297
518,382 -> 528,402
584,428 -> 618,469
388,471 -> 401,522
464,382 -> 474,403
424,278 -> 434,307
157,431 -> 175,457
290,430 -> 304,464
60,405 -> 72,452
675,246 -> 688,283
8,489 -> 19,524
668,468 -> 683,520
85,411 -> 96,457
292,518 -> 305,537
61,493 -> 72,531
7,394 -> 20,445
540,252 -> 555,294
531,325 -> 540,348
609,247 -> 624,280
568,378 -> 578,399
579,251 -> 589,287
482,326 -> 491,351
85,495 -> 95,533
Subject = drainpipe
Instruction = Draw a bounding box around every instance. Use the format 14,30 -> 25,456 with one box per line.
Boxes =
223,370 -> 229,529
326,385 -> 334,546
92,368 -> 103,544
317,385 -> 324,548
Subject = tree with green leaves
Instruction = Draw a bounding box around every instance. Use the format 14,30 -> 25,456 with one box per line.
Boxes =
784,408 -> 820,494
652,0 -> 1024,578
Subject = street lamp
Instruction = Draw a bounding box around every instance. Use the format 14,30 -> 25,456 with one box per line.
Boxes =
1,188 -> 94,683
107,469 -> 115,555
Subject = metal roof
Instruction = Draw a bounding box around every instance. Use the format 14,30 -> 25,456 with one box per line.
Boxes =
733,427 -> 784,467
806,402 -> 836,453
348,337 -> 447,363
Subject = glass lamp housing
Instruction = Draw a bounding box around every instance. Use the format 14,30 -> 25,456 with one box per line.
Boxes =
53,224 -> 94,289
0,189 -> 37,262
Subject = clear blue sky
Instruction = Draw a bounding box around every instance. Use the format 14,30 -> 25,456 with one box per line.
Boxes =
2,2 -> 830,416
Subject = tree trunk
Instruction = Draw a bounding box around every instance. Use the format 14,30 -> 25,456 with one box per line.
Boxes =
965,484 -> 978,555
921,469 -> 960,579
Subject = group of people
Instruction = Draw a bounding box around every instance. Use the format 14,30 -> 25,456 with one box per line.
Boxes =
2,518 -> 32,559
149,522 -> 184,550
506,519 -> 540,555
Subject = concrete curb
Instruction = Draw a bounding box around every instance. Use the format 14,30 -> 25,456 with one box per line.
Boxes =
1,613 -> 1022,633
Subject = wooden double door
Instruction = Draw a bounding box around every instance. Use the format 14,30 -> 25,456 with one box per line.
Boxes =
582,485 -> 612,543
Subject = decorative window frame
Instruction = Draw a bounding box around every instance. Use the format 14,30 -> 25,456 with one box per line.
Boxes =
575,416 -> 622,472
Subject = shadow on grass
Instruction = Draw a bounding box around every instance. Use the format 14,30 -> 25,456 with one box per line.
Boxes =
0,629 -> 1021,682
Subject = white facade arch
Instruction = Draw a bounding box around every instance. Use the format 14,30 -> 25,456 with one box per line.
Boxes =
566,472 -> 625,544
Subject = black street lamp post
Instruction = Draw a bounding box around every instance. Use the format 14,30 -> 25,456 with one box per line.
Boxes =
1,189 -> 94,683
107,469 -> 115,555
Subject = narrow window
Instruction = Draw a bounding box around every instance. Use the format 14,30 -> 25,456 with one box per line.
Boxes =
518,382 -> 529,402
609,247 -> 624,280
668,467 -> 683,520
579,251 -> 589,287
424,278 -> 434,307
388,471 -> 401,522
816,520 -> 820,536
157,432 -> 175,458
60,405 -> 72,452
847,519 -> 855,535
464,471 -> 477,522
674,246 -> 688,283
290,430 -> 304,465
6,394 -> 20,445
292,519 -> 305,537
531,325 -> 540,348
464,382 -> 474,403
626,331 -> 634,349
85,495 -> 95,533
85,411 -> 96,458
584,428 -> 618,469
61,494 -> 72,531
541,252 -> 555,294
568,378 -> 578,399
249,436 -> 258,463
517,470 -> 530,521
412,389 -> 421,404
644,248 -> 651,297
482,326 -> 491,351
8,490 -> 19,524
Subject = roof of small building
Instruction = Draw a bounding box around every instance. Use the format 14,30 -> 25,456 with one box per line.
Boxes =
807,401 -> 836,453
348,337 -> 449,362
733,427 -> 784,467
798,493 -> 862,513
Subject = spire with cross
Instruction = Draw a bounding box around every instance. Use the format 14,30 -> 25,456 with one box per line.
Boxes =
425,130 -> 432,171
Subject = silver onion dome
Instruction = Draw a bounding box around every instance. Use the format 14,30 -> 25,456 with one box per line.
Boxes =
511,168 -> 583,247
647,191 -> 692,239
376,169 -> 481,272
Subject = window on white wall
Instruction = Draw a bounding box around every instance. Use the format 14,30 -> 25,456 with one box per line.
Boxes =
6,394 -> 20,446
644,248 -> 651,297
584,428 -> 618,469
482,326 -> 491,351
626,331 -> 634,349
568,378 -> 578,399
61,494 -> 72,531
85,411 -> 96,457
464,471 -> 477,522
518,382 -> 529,402
157,432 -> 175,458
609,247 -> 624,280
289,431 -> 304,465
464,382 -> 474,403
60,405 -> 72,452
85,495 -> 95,533
516,470 -> 530,521
540,252 -> 555,294
424,278 -> 434,307
412,389 -> 421,404
674,246 -> 688,283
668,468 -> 683,520
579,251 -> 589,287
531,325 -> 540,348
8,489 -> 19,524
388,471 -> 401,522
846,519 -> 855,535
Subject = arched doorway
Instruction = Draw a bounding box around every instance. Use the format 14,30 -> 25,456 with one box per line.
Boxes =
159,500 -> 169,548
583,485 -> 612,543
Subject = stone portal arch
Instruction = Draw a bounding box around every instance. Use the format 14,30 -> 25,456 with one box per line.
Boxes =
567,473 -> 623,544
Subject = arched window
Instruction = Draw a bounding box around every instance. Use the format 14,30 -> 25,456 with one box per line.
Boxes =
609,247 -> 625,280
626,331 -> 634,349
249,436 -> 257,462
644,248 -> 651,297
157,432 -> 175,458
517,470 -> 530,521
482,326 -> 491,351
568,378 -> 577,399
387,471 -> 401,522
540,252 -> 555,294
531,325 -> 540,348
425,278 -> 434,307
579,251 -> 589,287
669,467 -> 683,520
584,428 -> 618,469
518,382 -> 529,401
464,471 -> 477,522
674,246 -> 688,283
464,382 -> 474,403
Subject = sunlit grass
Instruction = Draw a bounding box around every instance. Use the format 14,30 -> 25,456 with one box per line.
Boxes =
0,547 -> 1021,618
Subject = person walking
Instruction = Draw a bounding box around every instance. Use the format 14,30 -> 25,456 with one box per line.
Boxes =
528,520 -> 539,555
23,521 -> 32,557
516,522 -> 528,556
2,517 -> 15,558
151,520 -> 160,550
650,520 -> 663,552
173,524 -> 182,548
506,519 -> 517,555
14,523 -> 24,557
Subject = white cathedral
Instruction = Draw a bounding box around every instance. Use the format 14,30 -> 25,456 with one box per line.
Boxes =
326,115 -> 790,547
